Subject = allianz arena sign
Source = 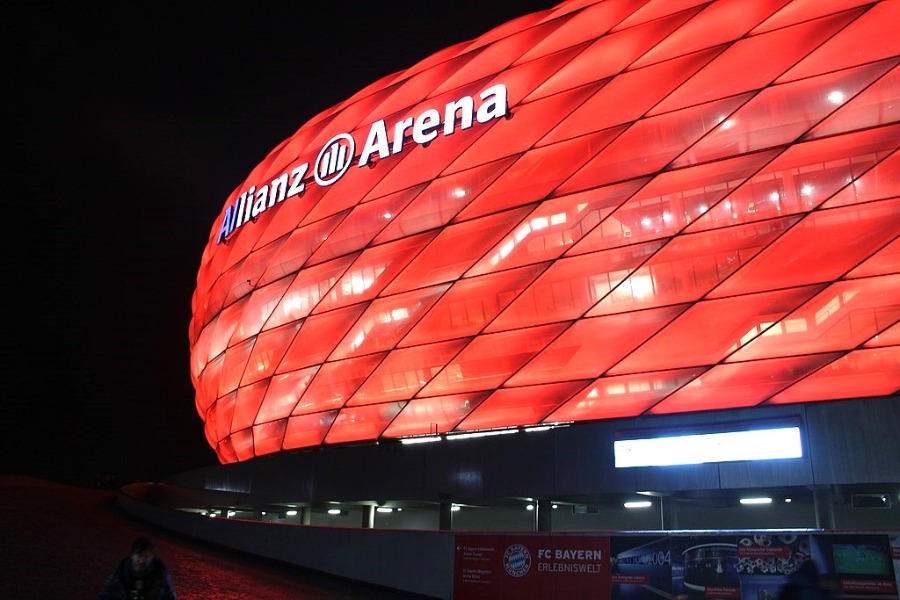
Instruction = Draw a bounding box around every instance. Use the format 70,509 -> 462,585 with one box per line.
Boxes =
192,0 -> 900,464
216,84 -> 509,245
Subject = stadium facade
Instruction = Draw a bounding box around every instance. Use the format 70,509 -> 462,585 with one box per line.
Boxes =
182,0 -> 899,533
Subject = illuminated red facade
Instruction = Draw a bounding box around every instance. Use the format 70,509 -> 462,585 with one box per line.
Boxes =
190,0 -> 900,465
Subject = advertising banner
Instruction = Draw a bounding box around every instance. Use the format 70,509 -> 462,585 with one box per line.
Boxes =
453,533 -> 611,599
455,532 -> 898,600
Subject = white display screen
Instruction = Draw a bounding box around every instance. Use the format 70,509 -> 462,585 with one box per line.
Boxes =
614,425 -> 803,467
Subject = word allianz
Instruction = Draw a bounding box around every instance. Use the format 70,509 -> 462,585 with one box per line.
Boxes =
216,83 -> 509,244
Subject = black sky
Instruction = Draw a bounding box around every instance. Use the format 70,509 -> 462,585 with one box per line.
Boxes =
7,2 -> 556,486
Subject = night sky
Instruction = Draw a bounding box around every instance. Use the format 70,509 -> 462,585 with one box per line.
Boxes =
8,2 -> 556,486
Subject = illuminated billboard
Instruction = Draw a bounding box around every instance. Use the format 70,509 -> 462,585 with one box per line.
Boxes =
190,0 -> 900,464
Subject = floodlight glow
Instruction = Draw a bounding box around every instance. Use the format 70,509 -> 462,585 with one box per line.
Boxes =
327,508 -> 341,515
624,501 -> 652,509
376,507 -> 393,513
740,497 -> 773,505
446,429 -> 517,441
285,510 -> 298,516
400,435 -> 441,445
614,425 -> 802,467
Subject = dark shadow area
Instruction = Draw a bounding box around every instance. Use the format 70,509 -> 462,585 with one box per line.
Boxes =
0,476 -> 432,599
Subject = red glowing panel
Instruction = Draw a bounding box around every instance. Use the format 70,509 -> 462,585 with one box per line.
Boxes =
455,129 -> 624,221
419,324 -> 567,397
567,151 -> 777,255
823,152 -> 900,209
231,380 -> 268,431
258,367 -> 317,423
311,233 -> 436,314
559,94 -> 753,190
229,428 -> 255,462
252,420 -> 286,456
542,48 -> 719,146
257,213 -> 347,284
866,321 -> 900,348
517,0 -> 640,63
673,61 -> 896,168
806,66 -> 900,140
448,86 -> 597,174
383,393 -> 490,438
688,128 -> 899,232
507,305 -> 687,386
630,0 -> 792,69
488,241 -> 662,330
768,346 -> 900,405
527,7 -> 699,100
651,10 -> 863,114
609,286 -> 822,374
649,353 -> 842,414
294,355 -> 386,416
709,199 -> 900,297
283,411 -> 338,450
305,189 -> 419,266
228,278 -> 291,346
348,340 -> 470,405
466,180 -> 646,277
215,393 -> 237,445
588,218 -> 799,316
546,368 -> 706,422
456,381 -> 589,431
329,284 -> 450,360
847,236 -> 900,279
240,322 -> 301,386
400,265 -> 545,346
383,208 -> 532,294
324,402 -> 406,445
373,161 -> 512,243
727,274 -> 900,362
276,304 -> 367,372
752,0 -> 871,33
218,338 -> 254,398
264,254 -> 357,330
776,1 -> 900,82
191,0 -> 899,463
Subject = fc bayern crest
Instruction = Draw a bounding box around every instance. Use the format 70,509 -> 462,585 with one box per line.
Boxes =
503,543 -> 531,577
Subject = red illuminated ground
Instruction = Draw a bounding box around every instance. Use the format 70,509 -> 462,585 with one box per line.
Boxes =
0,477 -> 425,599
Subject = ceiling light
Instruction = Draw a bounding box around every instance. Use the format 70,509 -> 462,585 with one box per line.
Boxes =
740,497 -> 772,505
624,501 -> 652,509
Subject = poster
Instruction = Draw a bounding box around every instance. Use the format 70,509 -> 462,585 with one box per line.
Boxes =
454,533 -> 610,599
453,532 -> 898,600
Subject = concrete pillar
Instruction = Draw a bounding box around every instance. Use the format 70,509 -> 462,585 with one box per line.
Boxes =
439,499 -> 453,531
362,505 -> 374,529
814,489 -> 836,529
300,506 -> 311,525
536,498 -> 552,532
660,496 -> 678,530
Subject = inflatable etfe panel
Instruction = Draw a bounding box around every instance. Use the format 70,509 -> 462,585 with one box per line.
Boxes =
190,0 -> 900,464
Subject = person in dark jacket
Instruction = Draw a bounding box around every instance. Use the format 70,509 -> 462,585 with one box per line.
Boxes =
99,536 -> 177,600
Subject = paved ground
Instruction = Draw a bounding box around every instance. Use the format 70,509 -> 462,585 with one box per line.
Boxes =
0,476 -> 430,599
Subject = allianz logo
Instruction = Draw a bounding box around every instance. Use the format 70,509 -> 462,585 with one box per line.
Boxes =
217,83 -> 509,245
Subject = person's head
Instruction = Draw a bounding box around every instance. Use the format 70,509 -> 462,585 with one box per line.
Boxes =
130,537 -> 155,573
